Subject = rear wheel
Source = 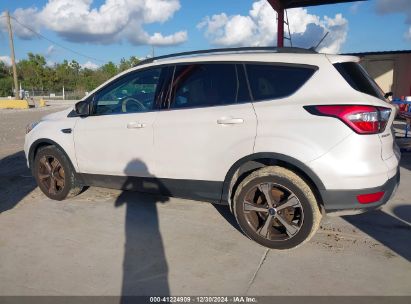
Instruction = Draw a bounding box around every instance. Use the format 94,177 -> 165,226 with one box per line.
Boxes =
33,145 -> 83,200
233,166 -> 322,249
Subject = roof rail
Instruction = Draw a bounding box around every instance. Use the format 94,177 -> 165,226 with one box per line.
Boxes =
134,46 -> 316,67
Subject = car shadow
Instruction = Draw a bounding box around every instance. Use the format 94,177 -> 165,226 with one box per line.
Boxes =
211,204 -> 242,234
343,210 -> 411,262
0,150 -> 37,214
399,152 -> 411,171
392,205 -> 411,225
114,159 -> 170,298
342,152 -> 411,262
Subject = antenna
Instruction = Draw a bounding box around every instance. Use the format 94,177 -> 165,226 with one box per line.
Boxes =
311,31 -> 329,51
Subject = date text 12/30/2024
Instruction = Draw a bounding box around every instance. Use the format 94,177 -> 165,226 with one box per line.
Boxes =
149,297 -> 258,303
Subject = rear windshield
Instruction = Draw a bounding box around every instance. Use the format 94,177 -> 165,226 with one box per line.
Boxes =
333,62 -> 385,100
245,64 -> 316,101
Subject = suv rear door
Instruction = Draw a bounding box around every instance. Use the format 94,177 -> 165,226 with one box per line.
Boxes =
151,63 -> 257,201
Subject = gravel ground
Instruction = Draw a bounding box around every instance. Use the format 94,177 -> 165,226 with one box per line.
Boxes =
0,106 -> 410,296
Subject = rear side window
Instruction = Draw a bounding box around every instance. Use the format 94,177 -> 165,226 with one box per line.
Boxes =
245,64 -> 316,101
333,62 -> 385,100
169,63 -> 250,109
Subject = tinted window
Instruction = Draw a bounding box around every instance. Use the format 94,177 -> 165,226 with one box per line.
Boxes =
168,64 -> 250,109
333,62 -> 385,100
246,64 -> 316,101
94,68 -> 161,115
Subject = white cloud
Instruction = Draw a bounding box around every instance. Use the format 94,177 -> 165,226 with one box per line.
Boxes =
376,0 -> 411,22
198,13 -> 257,46
147,31 -> 187,46
46,60 -> 56,67
0,0 -> 187,46
46,45 -> 56,57
198,0 -> 348,53
376,0 -> 411,42
349,2 -> 362,14
318,14 -> 348,54
406,27 -> 411,41
0,8 -> 41,40
81,61 -> 99,70
0,55 -> 12,66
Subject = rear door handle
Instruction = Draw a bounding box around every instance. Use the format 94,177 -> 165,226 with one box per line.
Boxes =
217,118 -> 244,125
127,122 -> 146,129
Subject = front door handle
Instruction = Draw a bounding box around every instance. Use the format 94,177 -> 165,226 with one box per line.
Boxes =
217,118 -> 244,125
127,122 -> 146,129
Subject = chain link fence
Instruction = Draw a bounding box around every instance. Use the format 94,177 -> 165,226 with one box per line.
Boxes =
22,89 -> 88,101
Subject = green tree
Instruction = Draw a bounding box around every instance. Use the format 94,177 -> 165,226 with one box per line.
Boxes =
118,56 -> 140,72
129,56 -> 140,67
0,61 -> 13,97
100,61 -> 118,78
17,53 -> 47,90
10,53 -> 142,99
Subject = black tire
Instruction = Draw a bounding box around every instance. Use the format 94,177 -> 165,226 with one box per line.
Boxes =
33,145 -> 83,201
233,166 -> 322,249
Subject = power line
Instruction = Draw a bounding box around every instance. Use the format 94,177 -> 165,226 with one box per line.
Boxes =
10,16 -> 105,63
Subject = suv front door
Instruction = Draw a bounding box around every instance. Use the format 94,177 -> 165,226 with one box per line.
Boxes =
74,67 -> 164,178
152,63 -> 257,201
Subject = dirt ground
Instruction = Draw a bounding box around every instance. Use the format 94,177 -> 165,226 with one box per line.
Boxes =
0,105 -> 410,296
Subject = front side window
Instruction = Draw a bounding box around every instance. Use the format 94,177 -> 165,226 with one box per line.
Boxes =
94,68 -> 161,115
168,63 -> 248,109
246,64 -> 316,101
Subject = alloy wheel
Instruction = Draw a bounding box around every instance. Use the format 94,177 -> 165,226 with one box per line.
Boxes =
243,182 -> 304,241
38,155 -> 65,195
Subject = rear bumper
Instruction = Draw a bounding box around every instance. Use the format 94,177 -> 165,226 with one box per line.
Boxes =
321,169 -> 400,214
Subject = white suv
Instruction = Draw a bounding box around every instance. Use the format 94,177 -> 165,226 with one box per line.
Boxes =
24,47 -> 400,249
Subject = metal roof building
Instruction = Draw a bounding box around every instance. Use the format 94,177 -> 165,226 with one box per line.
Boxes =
348,50 -> 411,98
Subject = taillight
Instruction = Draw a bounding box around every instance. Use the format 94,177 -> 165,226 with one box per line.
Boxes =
357,191 -> 385,204
304,105 -> 391,134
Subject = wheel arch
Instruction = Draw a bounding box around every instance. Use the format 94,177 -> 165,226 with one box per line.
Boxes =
220,152 -> 325,207
28,138 -> 77,173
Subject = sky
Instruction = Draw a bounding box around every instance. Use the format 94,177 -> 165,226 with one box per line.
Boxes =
0,0 -> 410,69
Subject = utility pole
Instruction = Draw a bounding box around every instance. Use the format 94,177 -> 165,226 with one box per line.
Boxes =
6,11 -> 19,99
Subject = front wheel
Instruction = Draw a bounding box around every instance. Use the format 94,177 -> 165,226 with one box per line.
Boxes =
33,145 -> 83,201
233,166 -> 322,249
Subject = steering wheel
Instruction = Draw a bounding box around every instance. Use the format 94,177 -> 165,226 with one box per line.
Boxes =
121,97 -> 146,113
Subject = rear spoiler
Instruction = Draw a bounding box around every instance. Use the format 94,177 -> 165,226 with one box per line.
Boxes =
326,54 -> 360,64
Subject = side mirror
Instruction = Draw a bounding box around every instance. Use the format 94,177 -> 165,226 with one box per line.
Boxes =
384,91 -> 393,99
75,100 -> 90,117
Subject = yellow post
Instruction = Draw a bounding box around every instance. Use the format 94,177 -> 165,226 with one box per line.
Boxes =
38,98 -> 46,107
